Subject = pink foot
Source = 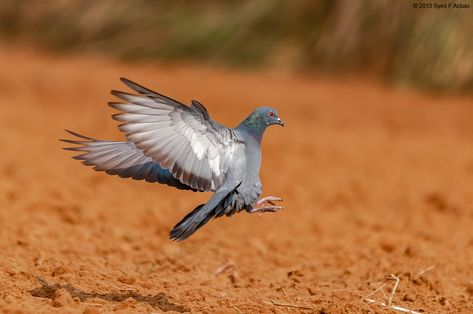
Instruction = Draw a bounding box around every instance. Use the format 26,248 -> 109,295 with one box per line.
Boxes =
247,196 -> 284,214
256,196 -> 283,206
247,205 -> 283,214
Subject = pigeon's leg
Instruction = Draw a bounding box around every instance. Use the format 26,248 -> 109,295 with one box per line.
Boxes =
256,196 -> 283,206
246,205 -> 283,214
247,196 -> 283,214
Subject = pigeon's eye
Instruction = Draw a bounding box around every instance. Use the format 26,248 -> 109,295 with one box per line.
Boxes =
268,111 -> 274,117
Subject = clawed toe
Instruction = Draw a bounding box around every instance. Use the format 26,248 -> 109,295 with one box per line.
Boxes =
256,196 -> 283,206
249,195 -> 284,214
247,205 -> 284,214
261,205 -> 283,212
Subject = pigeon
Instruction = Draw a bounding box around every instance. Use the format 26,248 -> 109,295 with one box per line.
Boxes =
62,78 -> 284,241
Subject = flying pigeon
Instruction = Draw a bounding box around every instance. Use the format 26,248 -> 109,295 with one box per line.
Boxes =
62,78 -> 284,241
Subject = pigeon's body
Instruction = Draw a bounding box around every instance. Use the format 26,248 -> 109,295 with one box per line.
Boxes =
232,126 -> 264,206
63,78 -> 284,241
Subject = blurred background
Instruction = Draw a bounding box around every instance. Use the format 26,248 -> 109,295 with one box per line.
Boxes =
1,1 -> 473,313
1,0 -> 472,92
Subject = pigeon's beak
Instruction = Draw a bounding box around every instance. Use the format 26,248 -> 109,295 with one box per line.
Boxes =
277,118 -> 285,127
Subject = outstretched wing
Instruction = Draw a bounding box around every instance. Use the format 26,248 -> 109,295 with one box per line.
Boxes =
61,130 -> 196,191
109,78 -> 243,192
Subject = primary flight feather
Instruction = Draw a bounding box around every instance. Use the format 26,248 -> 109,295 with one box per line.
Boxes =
62,78 -> 285,241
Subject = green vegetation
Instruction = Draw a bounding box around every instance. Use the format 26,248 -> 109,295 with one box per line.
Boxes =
1,0 -> 472,92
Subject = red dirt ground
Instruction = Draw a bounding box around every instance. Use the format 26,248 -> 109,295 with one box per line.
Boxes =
1,48 -> 473,313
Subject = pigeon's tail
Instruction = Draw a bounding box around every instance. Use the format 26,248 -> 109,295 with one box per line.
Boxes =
60,130 -> 194,190
169,204 -> 215,241
169,182 -> 241,241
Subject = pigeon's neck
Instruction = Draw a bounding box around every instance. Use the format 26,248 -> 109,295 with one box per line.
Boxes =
236,116 -> 266,143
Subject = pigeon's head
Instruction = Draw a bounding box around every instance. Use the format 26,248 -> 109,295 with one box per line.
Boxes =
256,107 -> 284,128
238,106 -> 284,134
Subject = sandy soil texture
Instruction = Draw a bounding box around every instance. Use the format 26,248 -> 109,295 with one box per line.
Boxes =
1,49 -> 473,313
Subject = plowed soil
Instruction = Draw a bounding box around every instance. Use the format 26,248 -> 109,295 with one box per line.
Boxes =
1,48 -> 473,313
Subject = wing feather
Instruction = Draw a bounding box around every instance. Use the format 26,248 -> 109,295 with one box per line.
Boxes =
109,78 -> 244,191
61,131 -> 196,191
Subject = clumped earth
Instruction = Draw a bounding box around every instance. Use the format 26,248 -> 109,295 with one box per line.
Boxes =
1,49 -> 473,313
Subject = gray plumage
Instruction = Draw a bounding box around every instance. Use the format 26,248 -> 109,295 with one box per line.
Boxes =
62,78 -> 284,241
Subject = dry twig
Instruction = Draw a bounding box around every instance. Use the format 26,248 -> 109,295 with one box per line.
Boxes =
387,274 -> 400,306
364,298 -> 421,314
416,266 -> 435,278
363,274 -> 421,314
215,262 -> 236,276
230,303 -> 242,313
364,283 -> 386,300
269,299 -> 312,310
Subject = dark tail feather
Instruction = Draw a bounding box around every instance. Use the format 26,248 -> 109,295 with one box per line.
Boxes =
169,182 -> 242,241
169,204 -> 214,241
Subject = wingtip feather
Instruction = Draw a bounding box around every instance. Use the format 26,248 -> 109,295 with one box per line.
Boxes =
108,101 -> 123,110
120,77 -> 131,85
62,146 -> 83,151
110,90 -> 125,99
60,139 -> 84,145
111,113 -> 121,121
64,130 -> 94,140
